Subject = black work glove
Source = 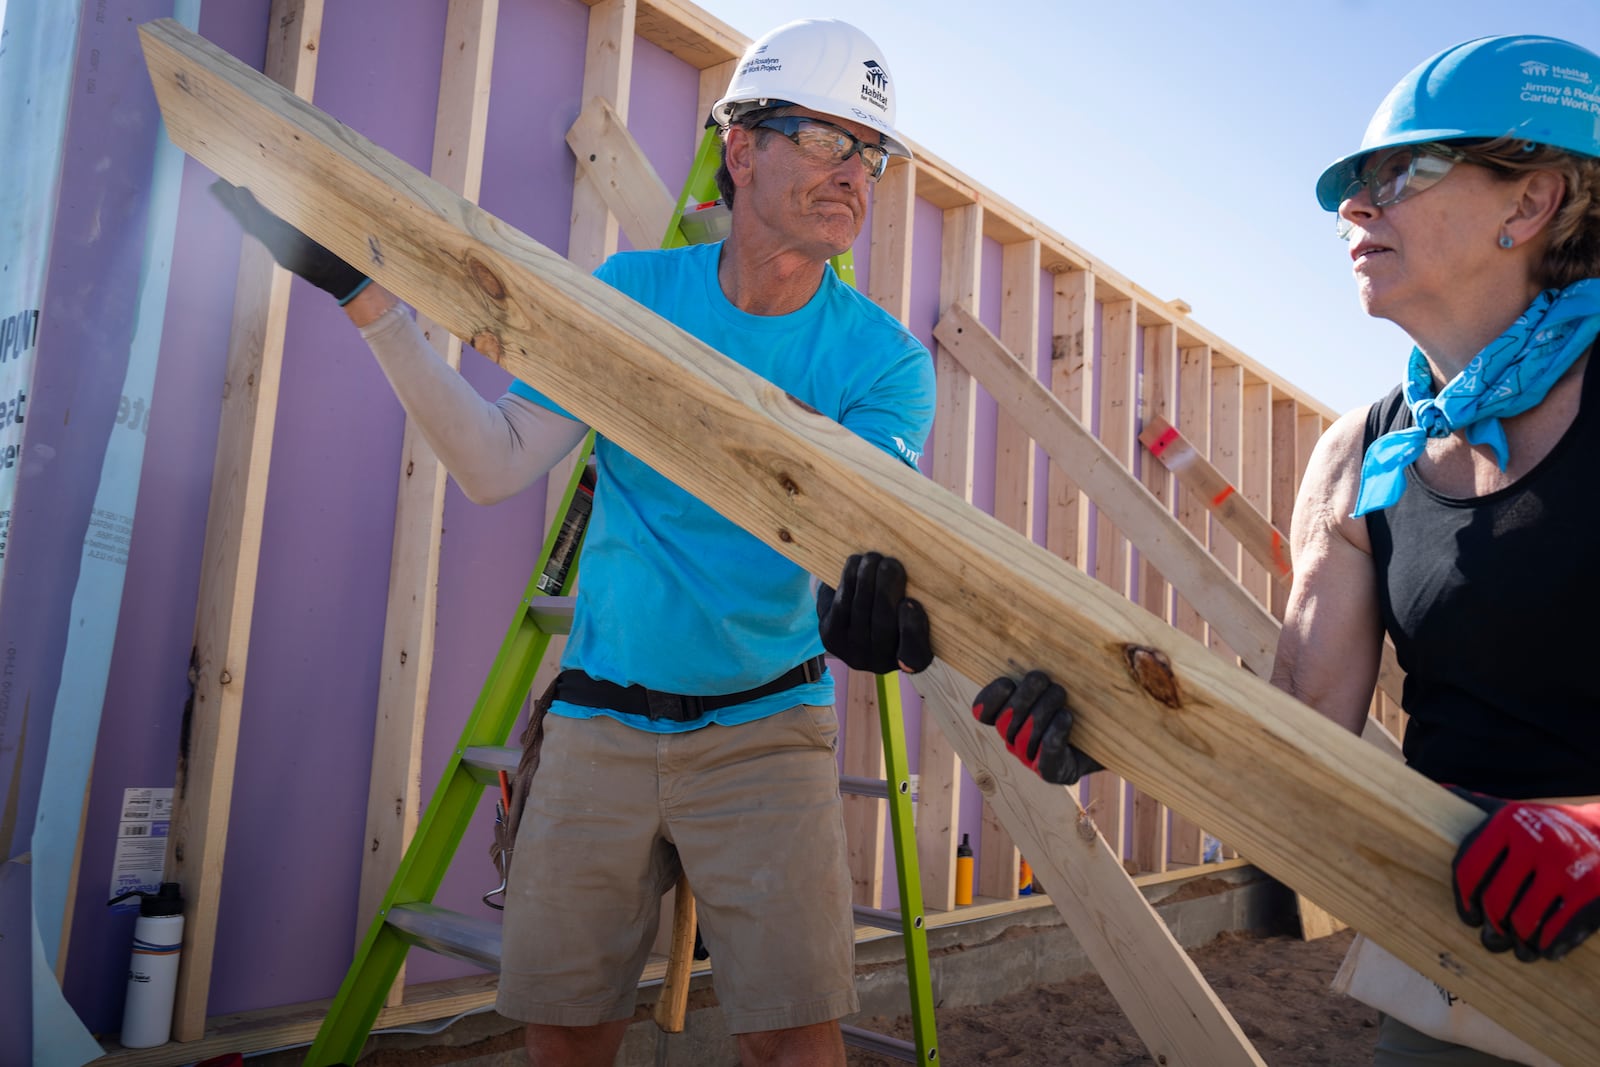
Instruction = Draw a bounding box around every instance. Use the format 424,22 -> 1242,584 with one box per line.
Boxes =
815,552 -> 932,675
973,670 -> 1101,785
1449,785 -> 1600,962
209,180 -> 370,303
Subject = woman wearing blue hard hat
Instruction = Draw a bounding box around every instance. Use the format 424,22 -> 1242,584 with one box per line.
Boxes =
863,30 -> 1600,1063
1270,33 -> 1600,1067
935,30 -> 1600,1067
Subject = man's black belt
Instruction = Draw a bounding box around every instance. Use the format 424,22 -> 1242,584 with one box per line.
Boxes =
554,656 -> 827,723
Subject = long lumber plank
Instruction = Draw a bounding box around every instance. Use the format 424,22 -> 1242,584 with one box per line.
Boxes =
565,94 -> 672,256
357,0 -> 498,1009
936,305 -> 1413,743
137,21 -> 1598,1062
911,662 -> 1263,1066
160,1 -> 323,1041
933,304 -> 1278,678
1138,412 -> 1408,709
536,0 -> 640,710
1141,414 -> 1293,584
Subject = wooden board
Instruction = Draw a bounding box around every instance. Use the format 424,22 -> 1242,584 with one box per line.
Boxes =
1132,323 -> 1179,875
533,0 -> 640,745
1140,413 -> 1409,709
920,202 -> 981,911
358,0 -> 497,1008
932,305 -> 1278,678
566,94 -> 673,253
981,239 -> 1040,900
912,661 -> 1263,1066
137,22 -> 1600,1062
1141,414 -> 1293,584
159,1 -> 323,1040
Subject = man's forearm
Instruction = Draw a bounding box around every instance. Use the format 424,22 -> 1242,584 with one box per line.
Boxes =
355,297 -> 587,504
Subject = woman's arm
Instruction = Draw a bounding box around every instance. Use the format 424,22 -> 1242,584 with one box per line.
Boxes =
1271,409 -> 1387,733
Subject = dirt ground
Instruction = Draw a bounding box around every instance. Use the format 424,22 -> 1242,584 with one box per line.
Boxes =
848,928 -> 1376,1066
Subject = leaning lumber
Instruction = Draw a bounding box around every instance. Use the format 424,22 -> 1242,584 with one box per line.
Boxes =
933,305 -> 1278,677
1136,412 -> 1408,706
1139,414 -> 1293,584
160,0 -> 326,1041
912,662 -> 1264,1066
138,20 -> 1597,1063
934,306 -> 1413,713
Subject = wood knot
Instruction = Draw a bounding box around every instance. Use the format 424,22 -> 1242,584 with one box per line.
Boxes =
467,254 -> 507,300
777,528 -> 794,543
1122,645 -> 1182,708
784,391 -> 821,416
777,474 -> 800,498
471,330 -> 504,361
1075,810 -> 1098,841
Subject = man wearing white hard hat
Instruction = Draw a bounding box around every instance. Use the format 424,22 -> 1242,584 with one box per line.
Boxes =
213,16 -> 934,1066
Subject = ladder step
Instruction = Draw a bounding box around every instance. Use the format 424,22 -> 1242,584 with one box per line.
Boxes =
854,904 -> 914,932
385,902 -> 502,971
461,745 -> 518,782
527,595 -> 575,634
840,774 -> 919,800
840,1024 -> 918,1061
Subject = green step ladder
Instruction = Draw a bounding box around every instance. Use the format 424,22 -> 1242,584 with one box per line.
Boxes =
307,124 -> 937,1065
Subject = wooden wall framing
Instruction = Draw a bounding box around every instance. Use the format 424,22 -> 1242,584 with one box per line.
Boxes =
137,0 -> 1444,1055
139,18 -> 1600,1061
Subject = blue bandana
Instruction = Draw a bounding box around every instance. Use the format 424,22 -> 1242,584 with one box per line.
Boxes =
1352,280 -> 1600,517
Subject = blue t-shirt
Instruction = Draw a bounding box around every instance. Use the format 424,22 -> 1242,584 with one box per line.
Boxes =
510,242 -> 934,732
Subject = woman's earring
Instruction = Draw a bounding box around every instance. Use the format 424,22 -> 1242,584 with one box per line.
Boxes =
1499,233 -> 1515,249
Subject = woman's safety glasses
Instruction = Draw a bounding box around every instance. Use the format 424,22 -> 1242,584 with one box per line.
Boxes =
1336,144 -> 1462,239
751,115 -> 890,182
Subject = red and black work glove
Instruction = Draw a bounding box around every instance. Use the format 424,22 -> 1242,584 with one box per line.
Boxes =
210,180 -> 371,304
816,552 -> 932,675
1449,786 -> 1600,962
973,670 -> 1101,786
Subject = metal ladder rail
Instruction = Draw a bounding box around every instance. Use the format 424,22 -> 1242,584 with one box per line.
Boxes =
839,671 -> 937,1063
307,439 -> 594,1065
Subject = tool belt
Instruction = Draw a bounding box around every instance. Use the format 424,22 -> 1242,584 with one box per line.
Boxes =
554,655 -> 827,722
487,675 -> 557,906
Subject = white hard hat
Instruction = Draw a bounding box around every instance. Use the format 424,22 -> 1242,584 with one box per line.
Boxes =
712,18 -> 912,160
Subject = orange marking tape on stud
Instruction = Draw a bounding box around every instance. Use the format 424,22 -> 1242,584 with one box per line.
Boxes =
1270,530 -> 1292,577
1147,425 -> 1180,457
1210,485 -> 1235,508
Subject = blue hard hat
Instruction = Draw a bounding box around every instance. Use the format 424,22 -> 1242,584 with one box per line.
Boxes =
1316,35 -> 1600,210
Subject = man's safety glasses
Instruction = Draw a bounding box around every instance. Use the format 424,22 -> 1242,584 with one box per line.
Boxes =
751,116 -> 890,182
1336,144 -> 1463,239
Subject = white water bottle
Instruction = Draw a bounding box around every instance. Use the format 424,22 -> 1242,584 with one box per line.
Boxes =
107,882 -> 185,1048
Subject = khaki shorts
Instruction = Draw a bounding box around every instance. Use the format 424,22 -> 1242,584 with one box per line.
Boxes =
495,705 -> 858,1033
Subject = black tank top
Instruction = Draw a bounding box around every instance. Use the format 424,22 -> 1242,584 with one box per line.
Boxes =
1364,355 -> 1600,798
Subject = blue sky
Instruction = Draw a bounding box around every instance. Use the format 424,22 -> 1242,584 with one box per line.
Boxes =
696,0 -> 1600,413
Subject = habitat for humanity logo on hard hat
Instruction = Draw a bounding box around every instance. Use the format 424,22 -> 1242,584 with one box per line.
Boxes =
860,59 -> 889,112
1519,51 -> 1598,113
